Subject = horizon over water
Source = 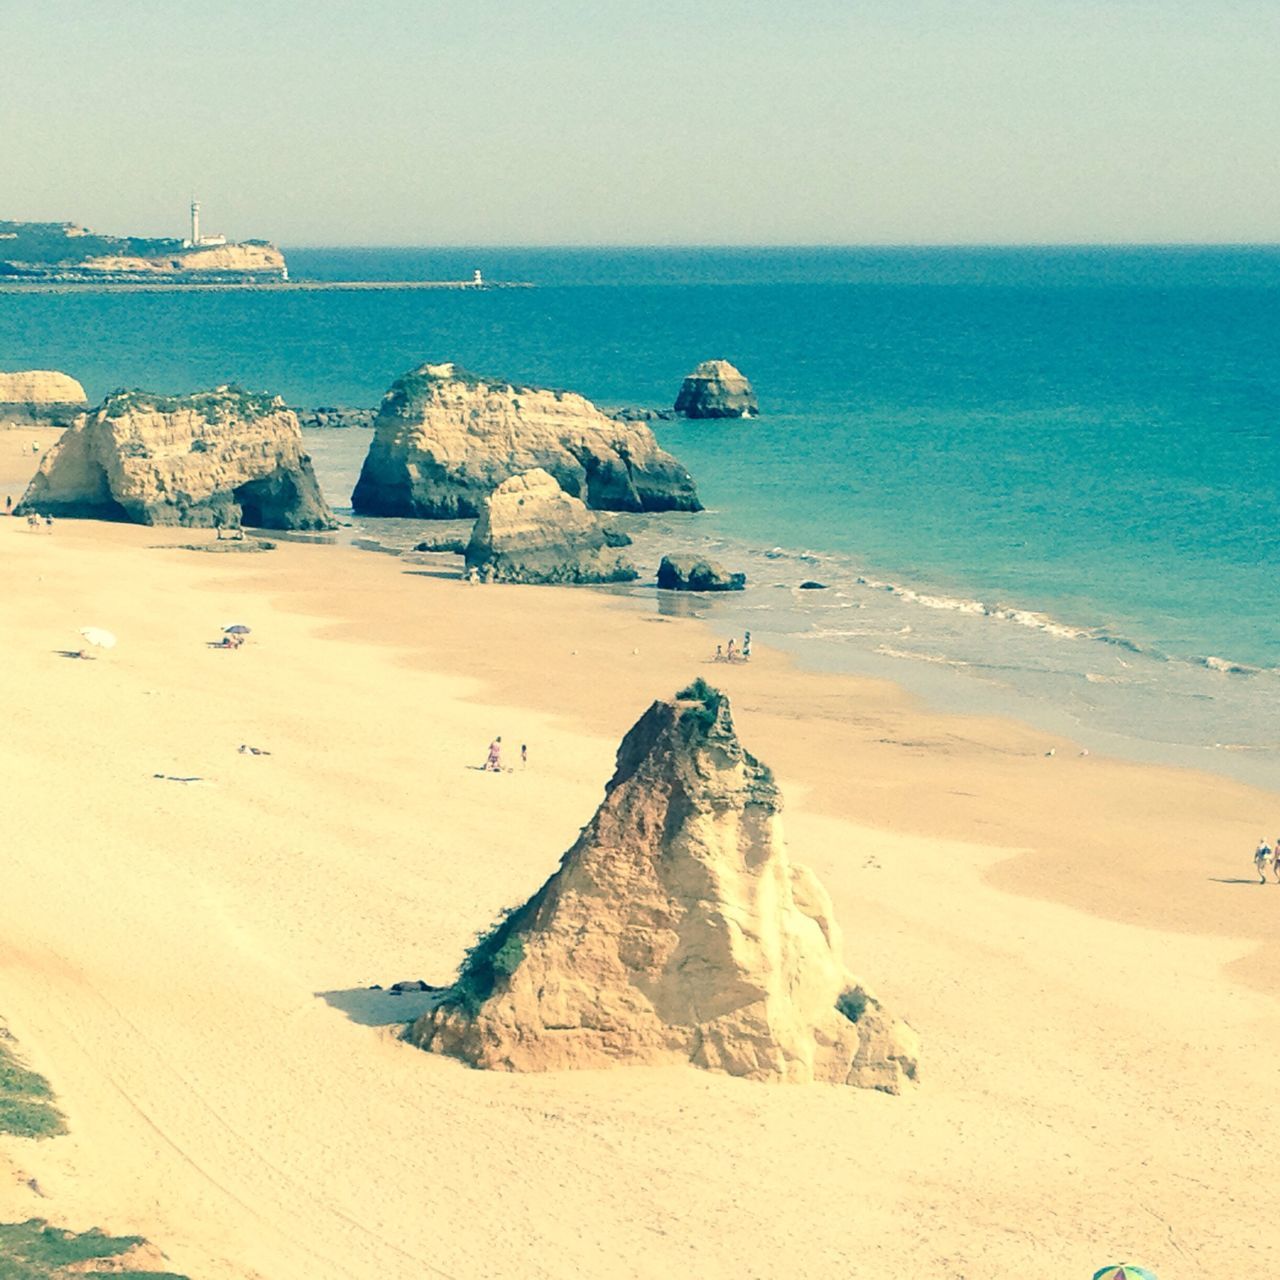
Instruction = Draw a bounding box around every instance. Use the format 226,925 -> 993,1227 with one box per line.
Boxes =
2,245 -> 1277,789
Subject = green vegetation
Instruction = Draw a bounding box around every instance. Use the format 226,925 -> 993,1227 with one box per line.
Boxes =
0,1033 -> 64,1140
836,988 -> 868,1025
453,905 -> 530,1014
0,1220 -> 187,1279
385,364 -> 527,415
103,385 -> 281,424
0,220 -> 184,270
675,677 -> 723,736
0,1030 -> 186,1277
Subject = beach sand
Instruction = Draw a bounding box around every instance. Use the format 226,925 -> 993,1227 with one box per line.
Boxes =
0,476 -> 1277,1277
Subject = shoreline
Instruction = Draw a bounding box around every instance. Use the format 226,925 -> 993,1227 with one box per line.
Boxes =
2,512 -> 1279,1277
0,279 -> 535,294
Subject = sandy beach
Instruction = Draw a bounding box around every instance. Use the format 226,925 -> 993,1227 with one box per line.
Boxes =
1,427 -> 1278,1279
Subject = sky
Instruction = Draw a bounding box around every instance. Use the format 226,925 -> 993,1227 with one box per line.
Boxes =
2,0 -> 1278,246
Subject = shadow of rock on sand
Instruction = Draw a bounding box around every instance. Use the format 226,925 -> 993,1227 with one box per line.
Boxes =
1209,877 -> 1274,885
317,985 -> 447,1027
402,567 -> 463,582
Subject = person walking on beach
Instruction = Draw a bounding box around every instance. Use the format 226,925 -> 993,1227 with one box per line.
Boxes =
521,743 -> 528,769
742,630 -> 752,661
485,736 -> 502,772
1255,838 -> 1272,884
1272,837 -> 1280,884
726,638 -> 737,663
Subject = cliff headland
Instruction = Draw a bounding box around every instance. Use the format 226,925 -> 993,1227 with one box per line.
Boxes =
0,219 -> 287,284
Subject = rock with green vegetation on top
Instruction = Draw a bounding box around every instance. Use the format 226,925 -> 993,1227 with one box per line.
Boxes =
16,386 -> 336,529
352,361 -> 702,518
408,684 -> 919,1091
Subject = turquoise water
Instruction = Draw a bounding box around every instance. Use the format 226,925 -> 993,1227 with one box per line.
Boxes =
2,247 -> 1277,783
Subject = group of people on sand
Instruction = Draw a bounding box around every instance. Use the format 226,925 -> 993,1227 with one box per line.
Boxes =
713,630 -> 751,664
23,511 -> 53,532
1253,837 -> 1280,884
483,736 -> 527,773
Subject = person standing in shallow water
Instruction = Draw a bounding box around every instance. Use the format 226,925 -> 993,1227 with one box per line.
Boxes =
1255,838 -> 1272,884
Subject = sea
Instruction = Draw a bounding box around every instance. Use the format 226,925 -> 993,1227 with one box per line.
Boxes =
2,246 -> 1278,790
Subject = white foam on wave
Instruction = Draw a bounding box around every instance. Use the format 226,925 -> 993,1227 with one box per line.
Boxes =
1195,655 -> 1264,677
875,645 -> 971,668
798,626 -> 879,640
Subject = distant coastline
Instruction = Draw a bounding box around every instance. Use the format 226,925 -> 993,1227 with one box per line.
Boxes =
0,278 -> 534,293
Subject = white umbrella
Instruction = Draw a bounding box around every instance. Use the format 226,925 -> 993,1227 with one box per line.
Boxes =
78,627 -> 117,650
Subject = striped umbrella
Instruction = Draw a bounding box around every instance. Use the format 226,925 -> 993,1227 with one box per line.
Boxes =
1092,1267 -> 1158,1280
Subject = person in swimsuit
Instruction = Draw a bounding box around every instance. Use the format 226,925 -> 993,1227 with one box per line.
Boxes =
485,736 -> 502,772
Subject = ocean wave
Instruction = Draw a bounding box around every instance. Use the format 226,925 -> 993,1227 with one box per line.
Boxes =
1194,655 -> 1265,677
855,574 -> 1095,639
875,645 -> 971,668
798,626 -> 879,640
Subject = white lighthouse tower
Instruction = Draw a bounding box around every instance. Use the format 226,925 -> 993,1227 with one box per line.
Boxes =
185,198 -> 226,249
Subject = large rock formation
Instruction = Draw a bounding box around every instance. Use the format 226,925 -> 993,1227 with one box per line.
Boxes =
657,554 -> 746,592
351,362 -> 701,518
409,684 -> 919,1091
16,386 -> 335,529
464,469 -> 638,584
0,370 -> 87,425
674,359 -> 757,419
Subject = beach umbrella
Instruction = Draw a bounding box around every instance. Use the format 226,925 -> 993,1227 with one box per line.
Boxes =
78,627 -> 116,650
222,624 -> 252,635
1092,1267 -> 1158,1280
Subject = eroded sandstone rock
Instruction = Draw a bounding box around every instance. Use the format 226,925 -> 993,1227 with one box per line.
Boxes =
0,370 -> 87,425
674,359 -> 757,419
352,362 -> 701,518
16,386 -> 335,529
464,468 -> 638,584
409,684 -> 919,1091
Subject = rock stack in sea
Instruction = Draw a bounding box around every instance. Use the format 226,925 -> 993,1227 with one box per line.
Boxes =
657,554 -> 746,592
16,386 -> 336,530
351,362 -> 702,518
464,469 -> 638,584
674,359 -> 757,419
0,370 -> 88,425
409,683 -> 919,1092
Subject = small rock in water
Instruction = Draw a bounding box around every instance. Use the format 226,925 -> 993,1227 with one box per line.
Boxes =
657,554 -> 746,592
798,580 -> 828,590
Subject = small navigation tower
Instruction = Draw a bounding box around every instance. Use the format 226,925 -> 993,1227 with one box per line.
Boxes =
190,198 -> 201,247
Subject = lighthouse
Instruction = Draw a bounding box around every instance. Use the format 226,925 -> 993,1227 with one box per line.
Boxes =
185,199 -> 226,249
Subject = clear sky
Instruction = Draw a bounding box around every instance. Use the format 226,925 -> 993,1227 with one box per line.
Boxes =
3,0 -> 1277,246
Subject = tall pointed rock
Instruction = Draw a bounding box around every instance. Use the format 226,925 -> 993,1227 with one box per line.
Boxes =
409,683 -> 919,1092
